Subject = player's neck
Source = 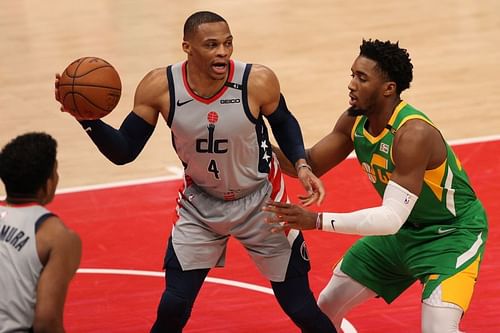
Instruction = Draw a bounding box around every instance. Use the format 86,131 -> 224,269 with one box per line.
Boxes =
186,66 -> 227,98
5,196 -> 43,206
367,98 -> 401,136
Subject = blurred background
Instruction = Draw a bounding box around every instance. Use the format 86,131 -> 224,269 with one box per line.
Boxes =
1,0 -> 499,195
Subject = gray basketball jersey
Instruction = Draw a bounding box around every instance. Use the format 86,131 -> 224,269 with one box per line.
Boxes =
0,204 -> 51,332
166,60 -> 274,200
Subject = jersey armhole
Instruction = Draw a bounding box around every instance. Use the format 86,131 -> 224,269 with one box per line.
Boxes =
242,63 -> 258,124
350,116 -> 363,141
166,65 -> 176,128
35,213 -> 56,233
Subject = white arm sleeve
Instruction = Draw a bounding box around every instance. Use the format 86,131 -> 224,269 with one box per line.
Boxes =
320,180 -> 418,235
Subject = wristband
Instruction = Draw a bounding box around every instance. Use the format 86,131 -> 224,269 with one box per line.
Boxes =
316,213 -> 323,230
321,212 -> 336,232
296,163 -> 312,172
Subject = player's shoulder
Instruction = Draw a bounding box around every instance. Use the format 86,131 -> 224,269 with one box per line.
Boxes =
247,63 -> 279,91
142,67 -> 168,85
136,67 -> 169,97
395,118 -> 441,152
35,215 -> 81,265
249,63 -> 276,78
398,117 -> 437,139
37,215 -> 81,245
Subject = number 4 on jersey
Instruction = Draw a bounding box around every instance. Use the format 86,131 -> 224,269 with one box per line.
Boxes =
208,159 -> 220,179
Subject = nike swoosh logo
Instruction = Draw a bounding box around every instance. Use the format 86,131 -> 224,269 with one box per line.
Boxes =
176,99 -> 194,107
354,133 -> 364,138
437,227 -> 456,234
84,127 -> 92,132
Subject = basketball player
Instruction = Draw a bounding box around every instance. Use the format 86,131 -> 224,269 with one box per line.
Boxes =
54,11 -> 336,332
0,132 -> 81,333
264,39 -> 488,332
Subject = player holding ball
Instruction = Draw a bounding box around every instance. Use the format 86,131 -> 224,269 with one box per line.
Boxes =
57,57 -> 121,120
54,10 -> 336,333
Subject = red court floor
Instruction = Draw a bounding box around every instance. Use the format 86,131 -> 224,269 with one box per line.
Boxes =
48,138 -> 500,332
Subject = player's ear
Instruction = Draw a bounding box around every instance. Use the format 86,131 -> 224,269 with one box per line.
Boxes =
383,81 -> 397,97
182,41 -> 191,55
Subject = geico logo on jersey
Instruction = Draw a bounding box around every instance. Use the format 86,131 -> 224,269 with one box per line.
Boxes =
220,98 -> 241,104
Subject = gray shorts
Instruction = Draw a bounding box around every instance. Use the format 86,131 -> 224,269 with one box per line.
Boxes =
172,180 -> 299,282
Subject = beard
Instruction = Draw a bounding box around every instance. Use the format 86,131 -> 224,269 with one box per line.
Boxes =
347,106 -> 367,117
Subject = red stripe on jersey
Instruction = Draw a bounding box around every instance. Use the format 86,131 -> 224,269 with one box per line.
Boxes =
268,157 -> 288,203
267,157 -> 293,236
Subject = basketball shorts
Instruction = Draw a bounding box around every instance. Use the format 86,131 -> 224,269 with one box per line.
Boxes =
340,200 -> 487,312
170,180 -> 309,282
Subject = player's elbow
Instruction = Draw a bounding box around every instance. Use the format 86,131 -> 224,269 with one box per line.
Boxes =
379,210 -> 405,235
354,205 -> 406,236
354,212 -> 402,235
110,157 -> 134,166
101,149 -> 137,165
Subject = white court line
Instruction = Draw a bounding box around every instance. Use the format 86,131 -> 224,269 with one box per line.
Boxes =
55,166 -> 184,194
77,268 -> 275,295
54,134 -> 500,195
77,268 -> 357,333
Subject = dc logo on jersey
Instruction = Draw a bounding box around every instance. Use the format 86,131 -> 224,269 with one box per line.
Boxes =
195,111 -> 228,154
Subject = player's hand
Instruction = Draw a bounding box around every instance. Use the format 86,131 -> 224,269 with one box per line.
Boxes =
263,200 -> 318,232
54,73 -> 84,120
296,165 -> 325,206
54,73 -> 64,106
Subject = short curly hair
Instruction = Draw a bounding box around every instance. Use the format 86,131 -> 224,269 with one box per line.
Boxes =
0,132 -> 57,197
360,39 -> 413,94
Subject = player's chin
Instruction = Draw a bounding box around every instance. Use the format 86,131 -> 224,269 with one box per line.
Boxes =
347,105 -> 366,117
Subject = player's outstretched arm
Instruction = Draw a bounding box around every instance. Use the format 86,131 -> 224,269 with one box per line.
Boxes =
33,217 -> 81,333
263,120 -> 442,235
306,111 -> 355,177
249,64 -> 325,205
271,110 -> 355,178
54,68 -> 168,165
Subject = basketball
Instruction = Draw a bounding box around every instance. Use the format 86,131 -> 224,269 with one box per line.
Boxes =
58,57 -> 122,120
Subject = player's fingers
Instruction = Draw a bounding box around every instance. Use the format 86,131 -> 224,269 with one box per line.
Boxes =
265,214 -> 280,224
299,193 -> 318,207
302,179 -> 313,194
265,216 -> 287,233
54,83 -> 61,103
317,185 -> 325,205
264,200 -> 291,209
270,225 -> 285,233
307,177 -> 325,206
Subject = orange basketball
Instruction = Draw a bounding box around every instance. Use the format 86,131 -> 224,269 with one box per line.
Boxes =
58,57 -> 122,120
